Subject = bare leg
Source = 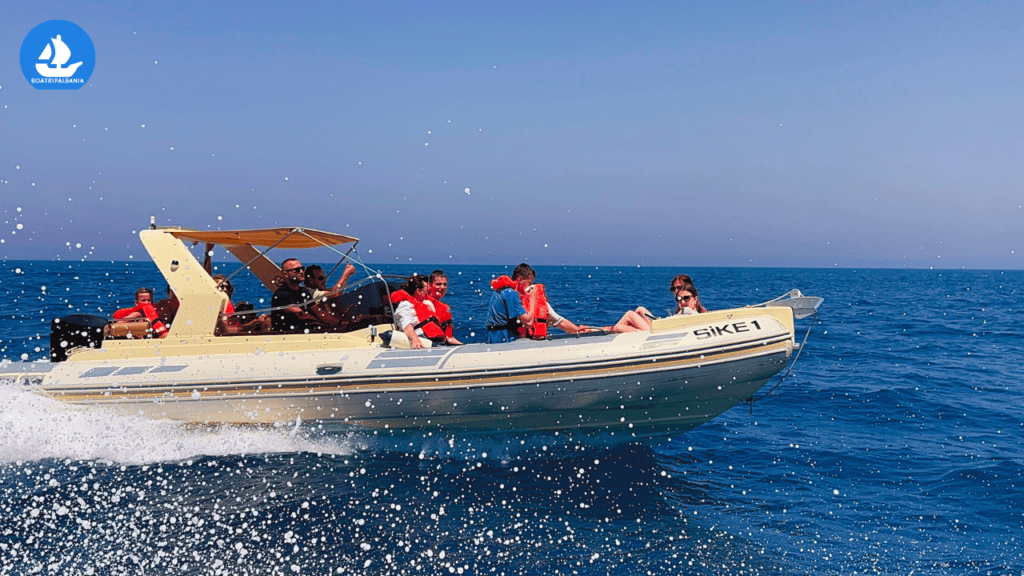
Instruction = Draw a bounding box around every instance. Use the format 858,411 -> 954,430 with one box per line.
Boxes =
610,310 -> 651,333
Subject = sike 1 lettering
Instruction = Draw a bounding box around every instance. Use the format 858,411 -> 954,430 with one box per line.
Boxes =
713,324 -> 734,336
694,320 -> 763,339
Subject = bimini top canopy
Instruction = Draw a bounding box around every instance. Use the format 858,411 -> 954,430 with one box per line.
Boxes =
169,227 -> 358,249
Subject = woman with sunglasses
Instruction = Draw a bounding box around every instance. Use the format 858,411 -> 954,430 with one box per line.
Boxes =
607,274 -> 706,332
668,274 -> 707,315
212,274 -> 236,315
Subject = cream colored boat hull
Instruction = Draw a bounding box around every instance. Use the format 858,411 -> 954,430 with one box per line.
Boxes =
5,307 -> 797,434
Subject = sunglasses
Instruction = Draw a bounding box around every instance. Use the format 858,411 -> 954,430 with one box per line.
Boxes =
283,267 -> 304,274
679,295 -> 693,302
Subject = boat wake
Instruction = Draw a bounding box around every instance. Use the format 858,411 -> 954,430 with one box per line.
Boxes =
0,379 -> 651,466
1,376 -> 666,466
0,380 -> 358,465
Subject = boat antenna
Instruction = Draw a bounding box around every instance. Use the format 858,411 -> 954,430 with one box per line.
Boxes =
149,216 -> 156,230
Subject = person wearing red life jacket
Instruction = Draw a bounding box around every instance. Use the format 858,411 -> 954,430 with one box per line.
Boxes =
427,269 -> 462,345
486,263 -> 589,343
391,275 -> 460,349
517,264 -> 591,337
112,287 -> 169,337
485,266 -> 533,343
212,274 -> 236,316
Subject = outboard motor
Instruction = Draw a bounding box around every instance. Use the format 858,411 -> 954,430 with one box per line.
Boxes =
50,314 -> 107,362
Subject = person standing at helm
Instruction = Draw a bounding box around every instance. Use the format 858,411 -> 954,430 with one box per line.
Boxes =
427,269 -> 462,345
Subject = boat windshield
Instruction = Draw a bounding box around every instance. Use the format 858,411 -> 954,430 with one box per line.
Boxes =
197,228 -> 401,337
216,275 -> 405,336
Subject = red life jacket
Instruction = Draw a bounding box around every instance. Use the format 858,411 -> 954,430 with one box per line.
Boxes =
426,296 -> 454,339
490,275 -> 533,338
112,303 -> 168,336
521,284 -> 549,339
390,291 -> 446,341
490,275 -> 526,293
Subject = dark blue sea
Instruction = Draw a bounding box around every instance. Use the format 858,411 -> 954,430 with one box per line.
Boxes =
1,261 -> 1022,575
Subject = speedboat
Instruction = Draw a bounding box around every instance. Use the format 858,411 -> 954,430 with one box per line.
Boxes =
0,225 -> 822,434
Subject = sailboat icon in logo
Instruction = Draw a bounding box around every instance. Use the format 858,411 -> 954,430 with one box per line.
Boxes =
36,35 -> 83,78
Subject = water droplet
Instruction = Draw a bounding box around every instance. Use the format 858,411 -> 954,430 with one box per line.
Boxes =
15,223 -> 23,230
464,188 -> 471,195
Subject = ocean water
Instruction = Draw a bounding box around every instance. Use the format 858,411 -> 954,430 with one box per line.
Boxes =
1,261 -> 1022,575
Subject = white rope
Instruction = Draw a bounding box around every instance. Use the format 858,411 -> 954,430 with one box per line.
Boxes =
746,309 -> 818,409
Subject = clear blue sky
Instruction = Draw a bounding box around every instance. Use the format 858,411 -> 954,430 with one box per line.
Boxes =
2,1 -> 1022,268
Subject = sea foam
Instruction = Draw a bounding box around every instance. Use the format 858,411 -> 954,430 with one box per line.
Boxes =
0,380 -> 356,465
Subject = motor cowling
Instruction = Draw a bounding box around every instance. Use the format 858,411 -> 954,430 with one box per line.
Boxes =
50,314 -> 107,362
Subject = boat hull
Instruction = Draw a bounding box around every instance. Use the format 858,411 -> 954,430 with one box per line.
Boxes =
14,308 -> 796,434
